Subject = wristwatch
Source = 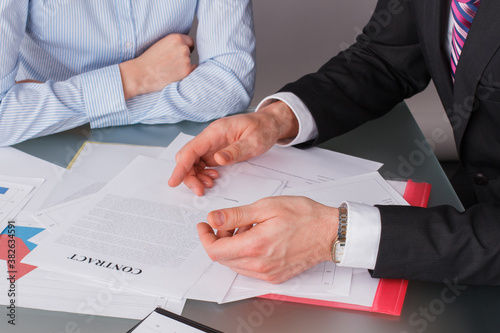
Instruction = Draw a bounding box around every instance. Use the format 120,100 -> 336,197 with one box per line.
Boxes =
332,203 -> 348,263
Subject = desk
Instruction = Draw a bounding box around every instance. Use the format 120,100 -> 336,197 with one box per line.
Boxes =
4,103 -> 500,333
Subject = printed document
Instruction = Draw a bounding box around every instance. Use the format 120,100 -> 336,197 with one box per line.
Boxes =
0,213 -> 186,319
35,197 -> 239,304
0,147 -> 67,211
0,179 -> 36,231
23,156 -> 284,299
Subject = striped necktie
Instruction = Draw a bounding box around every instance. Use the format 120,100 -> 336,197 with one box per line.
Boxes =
451,0 -> 480,80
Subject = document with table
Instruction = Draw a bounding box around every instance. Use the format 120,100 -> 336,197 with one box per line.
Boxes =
0,133 -> 422,323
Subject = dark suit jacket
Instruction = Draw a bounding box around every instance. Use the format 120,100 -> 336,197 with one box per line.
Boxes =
279,0 -> 500,285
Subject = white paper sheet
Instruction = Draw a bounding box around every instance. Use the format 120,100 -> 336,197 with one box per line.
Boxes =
246,146 -> 382,188
160,134 -> 289,198
159,133 -> 382,190
276,268 -> 380,308
39,170 -> 98,209
228,260 -> 353,298
0,147 -> 67,211
221,287 -> 268,304
38,206 -> 209,298
0,175 -> 45,212
227,172 -> 409,305
30,196 -> 95,246
0,211 -> 187,319
192,167 -> 286,210
35,195 -> 239,304
38,142 -> 166,210
158,133 -> 194,161
0,179 -> 36,231
386,180 -> 408,197
62,139 -> 284,211
67,142 -> 165,183
184,263 -> 237,303
283,171 -> 409,206
34,196 -> 94,230
23,156 -> 284,299
38,141 -> 167,210
0,266 -> 186,319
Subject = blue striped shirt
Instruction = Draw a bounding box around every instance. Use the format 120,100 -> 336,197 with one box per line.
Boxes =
0,0 -> 256,146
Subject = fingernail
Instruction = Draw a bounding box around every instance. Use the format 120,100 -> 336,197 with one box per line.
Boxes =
213,211 -> 225,226
202,180 -> 211,187
219,151 -> 231,163
206,170 -> 217,178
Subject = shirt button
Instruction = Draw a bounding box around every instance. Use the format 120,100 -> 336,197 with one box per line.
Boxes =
125,42 -> 133,49
473,173 -> 488,186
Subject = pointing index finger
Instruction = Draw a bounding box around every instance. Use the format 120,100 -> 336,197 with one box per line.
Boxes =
168,135 -> 212,188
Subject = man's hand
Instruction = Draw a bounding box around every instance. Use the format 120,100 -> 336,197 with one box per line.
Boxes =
119,34 -> 197,100
168,101 -> 299,196
197,196 -> 339,284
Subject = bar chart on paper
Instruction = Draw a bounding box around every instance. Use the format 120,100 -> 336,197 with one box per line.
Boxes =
0,181 -> 35,231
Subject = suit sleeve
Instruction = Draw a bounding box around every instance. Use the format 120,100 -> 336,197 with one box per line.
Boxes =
275,0 -> 500,285
278,0 -> 430,146
372,204 -> 500,285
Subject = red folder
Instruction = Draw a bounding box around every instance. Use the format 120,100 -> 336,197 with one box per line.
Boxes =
261,179 -> 432,316
403,179 -> 432,208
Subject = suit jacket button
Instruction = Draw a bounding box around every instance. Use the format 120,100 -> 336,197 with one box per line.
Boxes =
473,173 -> 488,186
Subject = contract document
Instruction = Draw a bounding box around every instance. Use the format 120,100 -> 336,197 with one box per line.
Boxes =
35,197 -> 237,305
0,208 -> 187,319
23,156 -> 284,299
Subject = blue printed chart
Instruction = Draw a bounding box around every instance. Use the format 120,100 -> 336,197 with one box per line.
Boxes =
0,181 -> 35,231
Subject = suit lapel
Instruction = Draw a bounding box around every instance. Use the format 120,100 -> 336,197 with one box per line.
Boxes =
453,0 -> 500,149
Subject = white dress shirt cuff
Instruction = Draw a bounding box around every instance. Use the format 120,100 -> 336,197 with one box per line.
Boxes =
338,201 -> 381,270
80,64 -> 130,128
255,92 -> 318,146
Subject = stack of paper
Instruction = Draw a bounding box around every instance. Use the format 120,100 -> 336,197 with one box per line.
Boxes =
0,133 -> 412,320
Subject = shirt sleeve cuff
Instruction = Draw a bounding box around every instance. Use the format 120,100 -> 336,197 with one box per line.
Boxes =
255,92 -> 318,146
338,201 -> 381,270
80,64 -> 129,128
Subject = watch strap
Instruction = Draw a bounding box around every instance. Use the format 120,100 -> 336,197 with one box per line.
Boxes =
333,203 -> 348,263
